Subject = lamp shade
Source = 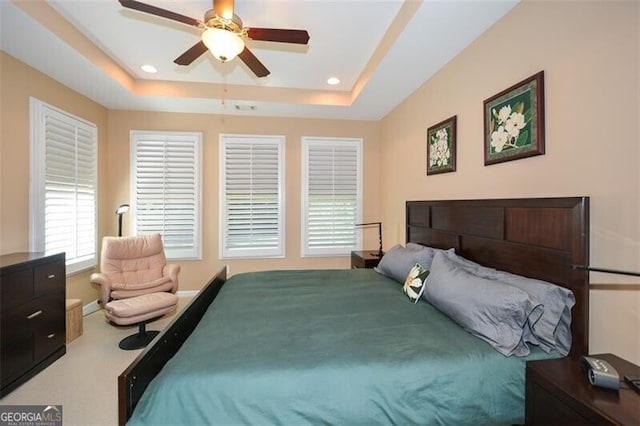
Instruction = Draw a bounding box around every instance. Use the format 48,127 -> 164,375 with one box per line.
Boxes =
115,204 -> 130,215
202,28 -> 245,62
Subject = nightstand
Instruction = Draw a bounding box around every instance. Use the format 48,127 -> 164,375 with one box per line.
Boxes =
526,353 -> 640,425
350,251 -> 382,269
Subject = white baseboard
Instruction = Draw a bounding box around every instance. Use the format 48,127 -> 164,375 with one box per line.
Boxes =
82,290 -> 198,316
176,290 -> 198,298
83,300 -> 101,316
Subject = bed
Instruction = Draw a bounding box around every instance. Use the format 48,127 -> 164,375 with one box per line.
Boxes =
118,197 -> 590,425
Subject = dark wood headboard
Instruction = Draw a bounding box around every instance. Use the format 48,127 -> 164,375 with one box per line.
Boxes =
406,197 -> 589,358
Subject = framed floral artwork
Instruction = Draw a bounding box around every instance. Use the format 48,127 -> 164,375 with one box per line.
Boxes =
426,115 -> 456,175
484,71 -> 545,165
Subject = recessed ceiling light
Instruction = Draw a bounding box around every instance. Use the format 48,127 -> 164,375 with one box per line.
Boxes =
140,64 -> 158,74
327,77 -> 340,85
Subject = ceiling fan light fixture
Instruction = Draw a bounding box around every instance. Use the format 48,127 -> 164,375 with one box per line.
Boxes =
202,28 -> 245,62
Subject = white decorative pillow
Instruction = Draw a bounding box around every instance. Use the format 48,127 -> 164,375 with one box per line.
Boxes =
403,263 -> 429,303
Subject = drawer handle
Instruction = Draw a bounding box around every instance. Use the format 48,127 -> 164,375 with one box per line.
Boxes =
47,333 -> 55,339
26,310 -> 43,320
47,274 -> 56,279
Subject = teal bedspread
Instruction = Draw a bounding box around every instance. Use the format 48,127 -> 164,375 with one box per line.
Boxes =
128,269 -> 555,425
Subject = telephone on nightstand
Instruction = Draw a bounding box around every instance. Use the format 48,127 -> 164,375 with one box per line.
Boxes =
580,356 -> 620,390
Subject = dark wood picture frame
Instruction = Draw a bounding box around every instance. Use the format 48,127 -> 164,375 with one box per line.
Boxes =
426,115 -> 456,175
484,71 -> 545,165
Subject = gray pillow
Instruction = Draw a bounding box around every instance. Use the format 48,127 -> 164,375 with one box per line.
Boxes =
487,269 -> 575,356
374,244 -> 433,283
442,250 -> 497,276
407,243 -> 455,269
442,251 -> 575,356
406,242 -> 429,251
424,251 -> 543,357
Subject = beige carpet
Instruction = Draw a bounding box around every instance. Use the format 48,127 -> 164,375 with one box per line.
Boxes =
0,297 -> 190,426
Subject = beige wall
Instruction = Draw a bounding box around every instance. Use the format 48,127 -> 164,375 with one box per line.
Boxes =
0,52 -> 109,304
107,111 -> 381,290
1,52 -> 381,303
380,0 -> 640,363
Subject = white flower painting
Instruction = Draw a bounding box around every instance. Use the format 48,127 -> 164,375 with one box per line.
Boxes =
427,116 -> 456,175
490,104 -> 527,153
430,128 -> 451,166
484,71 -> 545,165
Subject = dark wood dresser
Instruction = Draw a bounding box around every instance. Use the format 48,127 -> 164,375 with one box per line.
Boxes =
1,252 -> 66,397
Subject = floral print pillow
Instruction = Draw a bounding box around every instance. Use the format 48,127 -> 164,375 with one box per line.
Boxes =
403,263 -> 429,303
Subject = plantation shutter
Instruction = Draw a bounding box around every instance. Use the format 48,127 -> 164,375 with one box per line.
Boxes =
220,134 -> 284,258
131,132 -> 202,260
30,99 -> 98,274
302,137 -> 362,257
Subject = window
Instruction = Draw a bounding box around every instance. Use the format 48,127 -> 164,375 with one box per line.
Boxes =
220,134 -> 285,259
131,131 -> 202,260
301,137 -> 362,257
29,98 -> 98,274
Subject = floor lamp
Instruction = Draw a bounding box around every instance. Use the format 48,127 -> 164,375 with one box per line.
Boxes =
115,204 -> 130,237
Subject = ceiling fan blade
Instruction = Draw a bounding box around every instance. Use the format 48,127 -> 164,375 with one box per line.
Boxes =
213,0 -> 234,20
119,0 -> 201,27
174,41 -> 209,66
238,47 -> 270,78
246,28 -> 310,45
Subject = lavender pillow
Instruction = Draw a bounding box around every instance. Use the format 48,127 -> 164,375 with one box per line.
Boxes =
374,244 -> 433,283
440,251 -> 575,356
424,252 -> 543,357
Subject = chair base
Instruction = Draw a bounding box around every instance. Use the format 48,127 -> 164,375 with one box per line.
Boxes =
119,322 -> 160,350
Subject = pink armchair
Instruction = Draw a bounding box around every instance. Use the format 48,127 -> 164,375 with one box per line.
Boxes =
90,234 -> 180,307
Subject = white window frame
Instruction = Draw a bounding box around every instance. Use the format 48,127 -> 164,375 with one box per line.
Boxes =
29,98 -> 98,274
301,136 -> 363,257
130,131 -> 203,260
219,134 -> 285,259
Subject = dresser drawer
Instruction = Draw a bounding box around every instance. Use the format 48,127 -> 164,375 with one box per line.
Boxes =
0,256 -> 65,309
1,294 -> 64,342
1,294 -> 65,380
34,309 -> 65,362
0,268 -> 34,310
34,260 -> 65,296
527,377 -> 597,424
0,335 -> 33,383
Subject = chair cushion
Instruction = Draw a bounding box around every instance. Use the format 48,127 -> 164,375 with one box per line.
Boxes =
106,292 -> 178,318
110,280 -> 174,301
111,276 -> 171,291
105,292 -> 178,326
101,234 -> 166,286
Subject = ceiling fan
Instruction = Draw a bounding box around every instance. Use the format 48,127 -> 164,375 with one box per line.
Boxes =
119,0 -> 310,78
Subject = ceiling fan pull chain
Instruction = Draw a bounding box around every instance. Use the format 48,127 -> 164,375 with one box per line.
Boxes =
221,61 -> 227,107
